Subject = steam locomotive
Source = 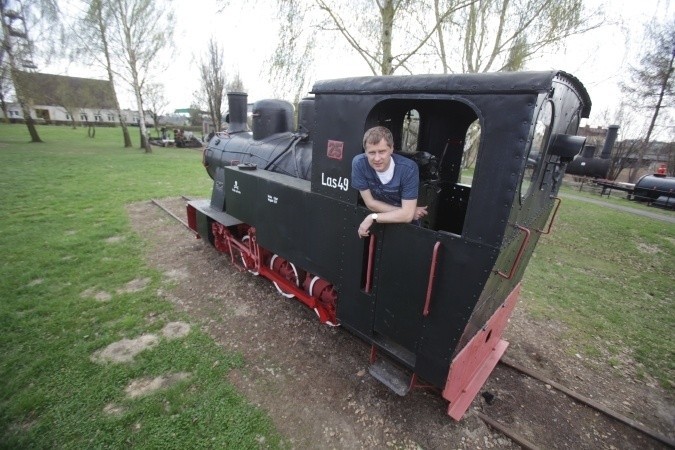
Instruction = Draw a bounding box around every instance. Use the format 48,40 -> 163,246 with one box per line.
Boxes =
186,71 -> 591,420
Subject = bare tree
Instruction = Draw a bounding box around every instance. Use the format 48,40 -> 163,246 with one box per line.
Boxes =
241,0 -> 604,101
314,0 -> 474,75
70,0 -> 133,147
227,72 -> 245,92
0,61 -> 10,122
0,0 -> 61,142
143,82 -> 168,137
625,18 -> 675,143
188,102 -> 203,127
266,0 -> 316,102
107,0 -> 174,153
621,18 -> 674,182
435,0 -> 603,73
609,139 -> 643,181
198,37 -> 226,132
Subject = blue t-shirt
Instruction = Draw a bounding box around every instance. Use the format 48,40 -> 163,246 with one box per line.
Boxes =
351,153 -> 419,207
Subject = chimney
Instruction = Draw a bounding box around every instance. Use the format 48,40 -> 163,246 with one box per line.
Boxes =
600,125 -> 619,159
226,92 -> 248,133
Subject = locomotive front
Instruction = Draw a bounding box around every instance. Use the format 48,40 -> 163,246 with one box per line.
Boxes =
187,71 -> 591,420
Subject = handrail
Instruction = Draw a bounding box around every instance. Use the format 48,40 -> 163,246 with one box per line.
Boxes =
536,196 -> 562,234
496,225 -> 531,280
423,241 -> 442,316
365,234 -> 377,293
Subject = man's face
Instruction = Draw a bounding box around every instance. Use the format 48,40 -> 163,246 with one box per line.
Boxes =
365,138 -> 393,172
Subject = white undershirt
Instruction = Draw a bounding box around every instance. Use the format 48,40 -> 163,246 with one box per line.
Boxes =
376,158 -> 395,184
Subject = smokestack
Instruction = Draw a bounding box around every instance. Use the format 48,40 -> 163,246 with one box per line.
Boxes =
226,92 -> 248,133
297,97 -> 315,136
600,125 -> 619,159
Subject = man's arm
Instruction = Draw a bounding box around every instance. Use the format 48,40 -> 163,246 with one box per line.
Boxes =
357,196 -> 417,237
359,189 -> 399,213
360,189 -> 428,219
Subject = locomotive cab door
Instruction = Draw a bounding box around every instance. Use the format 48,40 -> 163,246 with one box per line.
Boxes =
370,223 -> 437,365
360,98 -> 480,367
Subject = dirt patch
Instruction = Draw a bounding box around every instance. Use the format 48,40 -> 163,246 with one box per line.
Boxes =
80,287 -> 113,302
90,334 -> 159,364
104,235 -> 126,244
116,277 -> 151,294
103,403 -> 126,416
161,321 -> 191,339
125,372 -> 191,399
127,198 -> 674,449
636,242 -> 661,254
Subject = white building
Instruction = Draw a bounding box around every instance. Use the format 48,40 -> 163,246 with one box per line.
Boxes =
1,72 -> 152,126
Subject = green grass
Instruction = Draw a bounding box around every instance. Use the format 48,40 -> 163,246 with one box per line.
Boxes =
522,199 -> 674,388
0,124 -> 282,449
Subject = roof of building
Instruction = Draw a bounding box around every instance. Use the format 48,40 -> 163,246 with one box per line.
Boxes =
13,71 -> 118,109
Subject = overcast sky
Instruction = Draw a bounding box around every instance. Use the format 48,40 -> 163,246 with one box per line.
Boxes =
51,0 -> 673,138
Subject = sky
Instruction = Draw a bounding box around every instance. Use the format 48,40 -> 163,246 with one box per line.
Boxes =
48,0 -> 673,139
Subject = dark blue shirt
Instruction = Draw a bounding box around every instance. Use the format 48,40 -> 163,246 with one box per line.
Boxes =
351,153 -> 419,207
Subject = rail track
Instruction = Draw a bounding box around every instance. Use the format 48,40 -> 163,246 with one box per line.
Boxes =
150,196 -> 674,450
483,357 -> 674,449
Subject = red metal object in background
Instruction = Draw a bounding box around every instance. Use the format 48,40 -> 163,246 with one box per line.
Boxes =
442,283 -> 521,420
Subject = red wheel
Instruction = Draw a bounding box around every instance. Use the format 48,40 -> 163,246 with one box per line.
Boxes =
269,254 -> 299,298
240,235 -> 259,275
309,276 -> 339,326
211,222 -> 231,254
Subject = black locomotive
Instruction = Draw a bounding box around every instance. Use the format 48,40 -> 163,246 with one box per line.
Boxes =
186,71 -> 590,420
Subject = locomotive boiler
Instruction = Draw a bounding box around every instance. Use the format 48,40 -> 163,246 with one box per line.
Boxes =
187,71 -> 591,420
565,124 -> 619,179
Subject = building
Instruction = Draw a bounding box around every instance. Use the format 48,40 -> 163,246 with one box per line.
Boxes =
0,71 -> 152,126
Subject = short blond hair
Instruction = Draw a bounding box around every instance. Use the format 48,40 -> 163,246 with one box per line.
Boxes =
363,126 -> 393,149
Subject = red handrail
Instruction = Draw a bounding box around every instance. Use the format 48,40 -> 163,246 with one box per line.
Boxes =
536,196 -> 562,234
423,241 -> 442,317
496,225 -> 531,280
365,234 -> 377,293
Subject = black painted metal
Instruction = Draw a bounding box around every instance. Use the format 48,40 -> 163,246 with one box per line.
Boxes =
634,175 -> 675,203
189,70 -> 591,391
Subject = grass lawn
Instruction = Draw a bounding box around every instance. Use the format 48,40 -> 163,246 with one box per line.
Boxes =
0,124 -> 282,448
0,124 -> 673,448
522,193 -> 674,388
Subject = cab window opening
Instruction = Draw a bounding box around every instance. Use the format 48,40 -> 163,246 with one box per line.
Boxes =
520,100 -> 553,202
360,99 -> 480,236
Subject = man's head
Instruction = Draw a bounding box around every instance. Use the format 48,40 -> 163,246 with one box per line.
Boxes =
363,126 -> 394,173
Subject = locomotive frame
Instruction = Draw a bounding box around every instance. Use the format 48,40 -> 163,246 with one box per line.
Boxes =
186,71 -> 591,420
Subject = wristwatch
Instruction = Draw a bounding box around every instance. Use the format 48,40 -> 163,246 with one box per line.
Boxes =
371,213 -> 378,222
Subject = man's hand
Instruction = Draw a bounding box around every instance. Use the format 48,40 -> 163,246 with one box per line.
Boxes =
358,214 -> 374,238
414,206 -> 428,221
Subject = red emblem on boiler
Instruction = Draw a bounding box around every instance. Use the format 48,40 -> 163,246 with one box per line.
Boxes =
327,140 -> 344,160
